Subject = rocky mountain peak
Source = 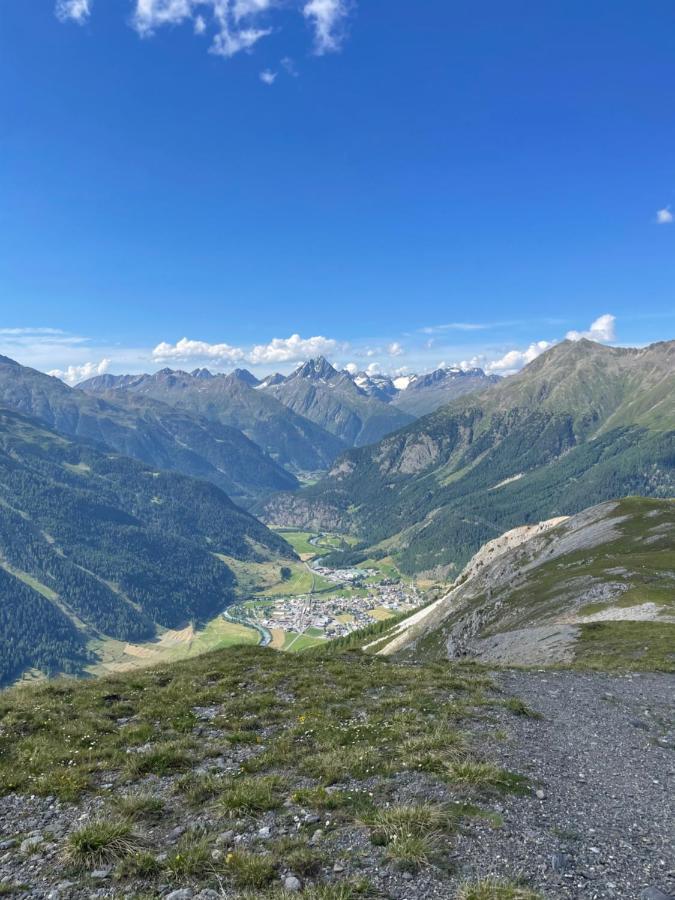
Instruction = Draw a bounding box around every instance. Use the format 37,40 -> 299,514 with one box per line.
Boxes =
292,356 -> 338,381
231,368 -> 260,386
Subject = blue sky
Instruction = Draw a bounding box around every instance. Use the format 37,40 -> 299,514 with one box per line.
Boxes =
1,1 -> 675,383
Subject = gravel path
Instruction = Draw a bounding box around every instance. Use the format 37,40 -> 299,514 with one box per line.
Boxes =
455,670 -> 675,899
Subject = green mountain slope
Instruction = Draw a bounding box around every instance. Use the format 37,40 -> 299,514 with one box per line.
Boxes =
264,340 -> 675,573
0,355 -> 297,507
80,367 -> 345,474
372,497 -> 675,671
0,408 -> 294,685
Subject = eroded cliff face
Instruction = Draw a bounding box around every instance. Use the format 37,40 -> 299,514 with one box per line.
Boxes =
371,498 -> 675,666
261,494 -> 351,532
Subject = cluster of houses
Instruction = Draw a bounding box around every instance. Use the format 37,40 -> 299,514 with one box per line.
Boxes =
257,577 -> 420,639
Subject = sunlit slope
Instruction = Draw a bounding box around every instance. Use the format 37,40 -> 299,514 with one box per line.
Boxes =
372,497 -> 674,671
268,340 -> 675,573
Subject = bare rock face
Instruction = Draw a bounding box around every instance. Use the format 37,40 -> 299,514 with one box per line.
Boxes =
373,497 -> 675,666
262,495 -> 350,532
467,624 -> 580,666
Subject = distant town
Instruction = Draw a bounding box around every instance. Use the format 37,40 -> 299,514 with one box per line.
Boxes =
258,570 -> 420,639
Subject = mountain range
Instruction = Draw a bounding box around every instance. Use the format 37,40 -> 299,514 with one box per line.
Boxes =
0,355 -> 297,508
79,358 -> 500,463
78,366 -> 346,475
264,339 -> 675,575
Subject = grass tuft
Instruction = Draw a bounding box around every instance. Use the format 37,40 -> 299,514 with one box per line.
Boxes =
220,775 -> 285,817
64,820 -> 141,868
224,848 -> 276,888
165,834 -> 212,880
112,790 -> 165,822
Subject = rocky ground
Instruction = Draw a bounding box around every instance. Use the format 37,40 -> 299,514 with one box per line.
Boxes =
456,670 -> 675,899
0,656 -> 672,899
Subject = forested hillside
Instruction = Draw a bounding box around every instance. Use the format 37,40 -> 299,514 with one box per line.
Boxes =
0,408 -> 294,684
0,355 -> 298,506
79,366 -> 346,474
265,340 -> 675,574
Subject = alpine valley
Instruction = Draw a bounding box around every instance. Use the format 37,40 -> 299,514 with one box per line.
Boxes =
0,338 -> 673,900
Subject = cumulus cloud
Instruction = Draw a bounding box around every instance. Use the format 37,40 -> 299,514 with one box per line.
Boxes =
456,356 -> 485,371
480,314 -> 617,377
387,341 -> 404,357
485,341 -> 553,375
344,362 -> 358,374
365,362 -> 380,376
248,333 -> 340,364
259,69 -> 277,84
303,0 -> 349,54
48,358 -> 111,386
153,337 -> 246,364
566,313 -> 616,343
55,0 -> 91,24
152,333 -> 342,366
656,208 -> 673,224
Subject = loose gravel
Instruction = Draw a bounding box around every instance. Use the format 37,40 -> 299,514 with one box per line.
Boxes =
454,670 -> 675,899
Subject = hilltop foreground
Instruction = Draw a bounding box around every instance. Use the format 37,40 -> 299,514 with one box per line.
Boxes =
0,646 -> 672,899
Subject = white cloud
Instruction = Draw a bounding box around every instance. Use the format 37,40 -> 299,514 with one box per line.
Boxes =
0,327 -> 67,336
420,322 -> 492,335
456,356 -> 485,371
486,341 -> 553,375
65,0 -> 353,62
55,0 -> 91,24
481,314 -> 617,377
131,0 -> 272,57
248,333 -> 340,364
566,313 -> 616,343
344,362 -> 358,375
48,358 -> 111,386
656,207 -> 673,224
132,0 -> 193,36
211,24 -> 272,57
259,69 -> 277,84
233,0 -> 275,20
387,341 -> 404,357
153,337 -> 246,363
303,0 -> 349,54
152,333 -> 342,366
365,362 -> 380,376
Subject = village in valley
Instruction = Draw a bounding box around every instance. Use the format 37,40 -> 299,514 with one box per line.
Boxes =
225,531 -> 423,652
